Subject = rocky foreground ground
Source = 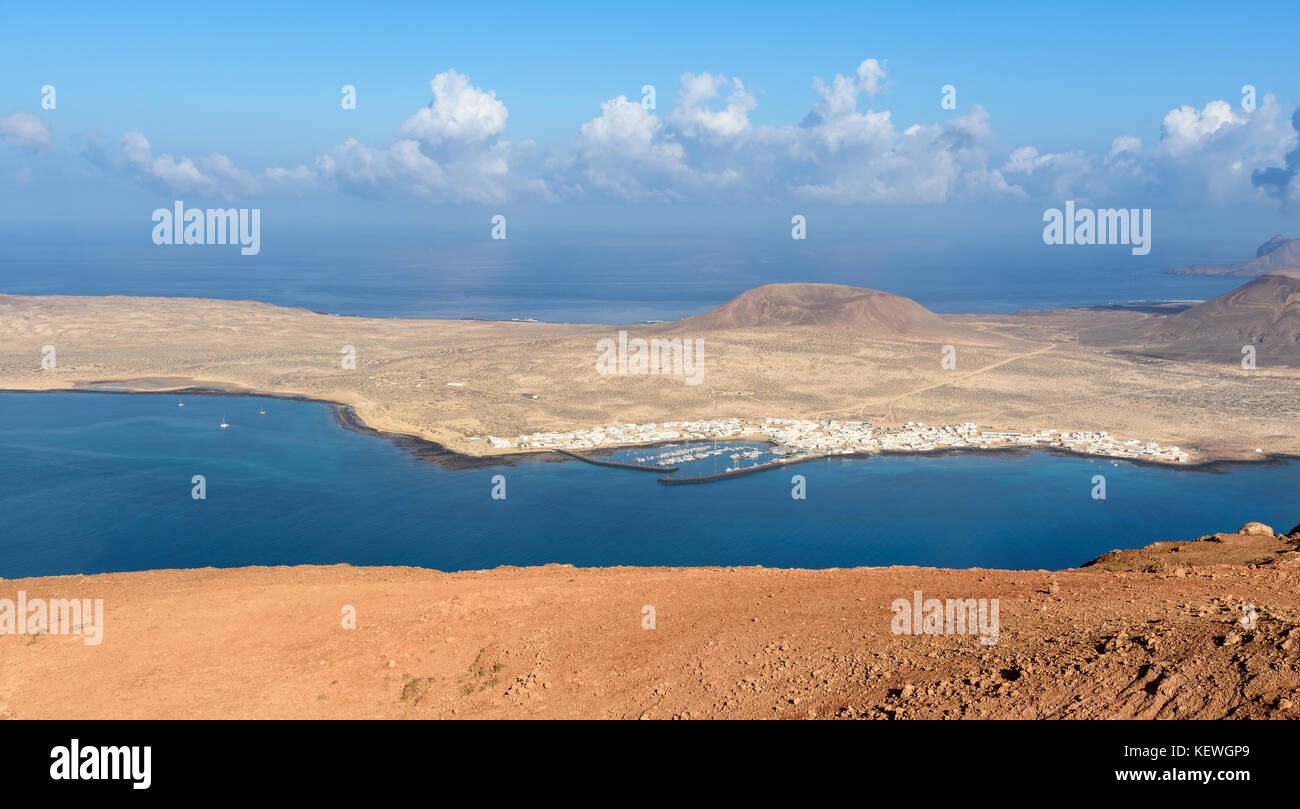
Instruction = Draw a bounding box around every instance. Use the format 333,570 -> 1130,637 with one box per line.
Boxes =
2,523 -> 1298,720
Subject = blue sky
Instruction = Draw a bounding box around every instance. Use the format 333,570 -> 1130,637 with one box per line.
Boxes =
2,0 -> 1298,247
5,0 -> 1297,151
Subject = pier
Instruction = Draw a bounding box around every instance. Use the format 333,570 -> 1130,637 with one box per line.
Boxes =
553,448 -> 677,472
657,455 -> 823,484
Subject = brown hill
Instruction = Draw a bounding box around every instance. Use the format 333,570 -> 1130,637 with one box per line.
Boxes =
1136,271 -> 1300,365
674,282 -> 986,342
4,534 -> 1299,719
1164,234 -> 1300,277
1083,521 -> 1300,573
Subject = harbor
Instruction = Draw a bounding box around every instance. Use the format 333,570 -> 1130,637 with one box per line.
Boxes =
552,448 -> 676,473
489,417 -> 1194,479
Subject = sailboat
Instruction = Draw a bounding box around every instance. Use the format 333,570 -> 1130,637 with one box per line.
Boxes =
177,400 -> 184,407
220,416 -> 230,429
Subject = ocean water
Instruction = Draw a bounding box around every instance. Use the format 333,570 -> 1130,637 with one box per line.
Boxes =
1,391 -> 1295,578
0,233 -> 1242,322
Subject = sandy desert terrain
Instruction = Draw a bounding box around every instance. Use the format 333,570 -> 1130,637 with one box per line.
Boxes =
1,278 -> 1299,464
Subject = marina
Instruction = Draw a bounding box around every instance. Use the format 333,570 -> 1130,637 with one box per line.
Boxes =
496,417 -> 1194,476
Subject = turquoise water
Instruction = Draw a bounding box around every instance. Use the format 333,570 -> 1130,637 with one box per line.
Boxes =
1,391 -> 1295,577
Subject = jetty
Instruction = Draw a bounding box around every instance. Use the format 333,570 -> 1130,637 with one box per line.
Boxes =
657,455 -> 822,484
553,448 -> 677,473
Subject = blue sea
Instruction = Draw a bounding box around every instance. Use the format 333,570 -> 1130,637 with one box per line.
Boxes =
1,391 -> 1295,578
0,231 -> 1273,576
0,230 -> 1242,322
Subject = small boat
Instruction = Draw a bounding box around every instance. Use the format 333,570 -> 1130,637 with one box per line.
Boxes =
177,401 -> 184,407
220,418 -> 230,429
259,409 -> 266,415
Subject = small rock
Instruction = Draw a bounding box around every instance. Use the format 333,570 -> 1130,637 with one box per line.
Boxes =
1238,522 -> 1274,537
1281,629 -> 1297,651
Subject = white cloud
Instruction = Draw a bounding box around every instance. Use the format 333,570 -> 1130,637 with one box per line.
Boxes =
566,95 -> 691,200
779,104 -> 1020,203
665,73 -> 756,140
118,131 -> 259,196
313,136 -> 525,204
1107,135 -> 1141,161
1151,95 -> 1295,204
0,109 -> 53,150
1158,100 -> 1245,157
395,70 -> 508,144
1001,145 -> 1096,199
1252,106 -> 1300,206
70,63 -> 1300,211
1001,95 -> 1298,206
267,70 -> 541,203
810,58 -> 887,119
557,61 -> 1019,205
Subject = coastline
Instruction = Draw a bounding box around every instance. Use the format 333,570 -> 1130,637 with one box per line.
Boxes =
4,287 -> 1299,476
0,382 -> 1294,477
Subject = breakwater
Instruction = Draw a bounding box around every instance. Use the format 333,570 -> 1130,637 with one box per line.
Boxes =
553,448 -> 678,472
657,454 -> 828,484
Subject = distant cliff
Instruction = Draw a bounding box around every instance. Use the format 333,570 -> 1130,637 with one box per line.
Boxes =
1163,234 -> 1300,277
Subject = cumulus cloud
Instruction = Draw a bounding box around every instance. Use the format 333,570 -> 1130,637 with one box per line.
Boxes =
313,136 -> 519,204
1150,96 -> 1295,204
806,58 -> 887,122
1251,106 -> 1300,207
396,70 -> 508,144
1001,95 -> 1298,206
1001,146 -> 1095,199
1159,100 -> 1245,157
780,104 -> 1020,203
558,61 -> 1018,204
0,109 -> 53,150
565,95 -> 691,200
73,70 -> 536,203
1107,135 -> 1142,161
265,70 -> 541,203
114,131 -> 260,196
68,62 -> 1300,211
665,73 -> 756,141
